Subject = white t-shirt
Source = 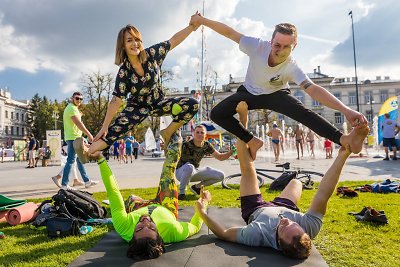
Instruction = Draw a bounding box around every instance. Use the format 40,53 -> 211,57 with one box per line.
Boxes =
239,36 -> 310,95
236,206 -> 323,250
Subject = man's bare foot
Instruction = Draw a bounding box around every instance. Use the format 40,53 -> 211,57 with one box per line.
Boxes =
248,136 -> 264,160
340,123 -> 370,153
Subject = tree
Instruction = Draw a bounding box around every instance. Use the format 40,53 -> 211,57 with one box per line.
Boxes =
80,71 -> 114,135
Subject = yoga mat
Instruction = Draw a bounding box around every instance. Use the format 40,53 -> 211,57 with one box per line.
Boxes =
70,207 -> 328,267
0,210 -> 7,223
0,194 -> 27,211
6,202 -> 39,226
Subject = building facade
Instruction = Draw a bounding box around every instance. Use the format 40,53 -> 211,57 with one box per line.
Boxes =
0,89 -> 30,147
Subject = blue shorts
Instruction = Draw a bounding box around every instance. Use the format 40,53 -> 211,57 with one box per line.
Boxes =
382,138 -> 396,147
125,147 -> 133,155
241,194 -> 299,224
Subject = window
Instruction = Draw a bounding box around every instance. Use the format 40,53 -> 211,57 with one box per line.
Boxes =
380,90 -> 388,103
5,126 -> 8,135
22,127 -> 25,136
312,99 -> 321,107
335,112 -> 344,124
5,110 -> 8,118
364,91 -> 372,104
11,126 -> 14,135
294,91 -> 305,103
21,114 -> 24,121
17,127 -> 19,136
11,112 -> 14,119
396,89 -> 400,96
366,110 -> 373,123
333,92 -> 341,101
349,92 -> 357,105
16,113 -> 19,121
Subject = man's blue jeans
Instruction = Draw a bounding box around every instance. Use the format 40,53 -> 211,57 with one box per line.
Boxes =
61,140 -> 90,186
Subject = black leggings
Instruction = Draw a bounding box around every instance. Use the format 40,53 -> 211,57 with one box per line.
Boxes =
210,86 -> 342,145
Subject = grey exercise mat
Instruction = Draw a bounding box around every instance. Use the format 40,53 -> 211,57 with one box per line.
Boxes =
69,207 -> 327,267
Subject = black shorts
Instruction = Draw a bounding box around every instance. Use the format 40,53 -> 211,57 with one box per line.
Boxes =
241,194 -> 299,224
382,137 -> 396,147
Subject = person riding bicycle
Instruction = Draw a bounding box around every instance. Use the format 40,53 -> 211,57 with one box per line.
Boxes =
196,101 -> 369,259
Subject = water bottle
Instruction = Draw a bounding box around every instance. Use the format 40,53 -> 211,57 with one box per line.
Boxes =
79,225 -> 93,235
86,218 -> 113,225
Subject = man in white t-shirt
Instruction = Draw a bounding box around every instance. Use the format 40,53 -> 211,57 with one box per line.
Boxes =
381,113 -> 399,160
195,102 -> 369,259
189,14 -> 367,160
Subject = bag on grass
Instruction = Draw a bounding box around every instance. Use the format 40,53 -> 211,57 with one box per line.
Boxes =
52,189 -> 107,220
46,213 -> 80,238
269,172 -> 297,191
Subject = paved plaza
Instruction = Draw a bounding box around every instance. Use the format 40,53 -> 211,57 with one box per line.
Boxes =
1,147 -> 399,200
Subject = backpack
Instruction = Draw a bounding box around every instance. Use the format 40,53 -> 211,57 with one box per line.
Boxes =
269,171 -> 297,191
52,189 -> 107,220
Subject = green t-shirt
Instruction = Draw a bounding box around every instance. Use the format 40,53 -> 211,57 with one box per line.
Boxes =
63,103 -> 82,141
98,159 -> 203,243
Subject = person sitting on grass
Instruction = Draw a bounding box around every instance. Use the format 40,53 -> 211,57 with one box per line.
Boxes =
195,101 -> 369,259
74,131 -> 206,260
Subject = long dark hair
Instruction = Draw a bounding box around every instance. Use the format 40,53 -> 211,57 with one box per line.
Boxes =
127,234 -> 165,260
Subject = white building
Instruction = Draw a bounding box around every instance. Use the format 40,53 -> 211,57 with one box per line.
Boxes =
0,89 -> 30,147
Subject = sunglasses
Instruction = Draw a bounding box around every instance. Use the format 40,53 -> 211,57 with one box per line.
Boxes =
74,97 -> 83,101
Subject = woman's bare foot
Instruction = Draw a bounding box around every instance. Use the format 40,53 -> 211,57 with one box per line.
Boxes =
339,123 -> 370,153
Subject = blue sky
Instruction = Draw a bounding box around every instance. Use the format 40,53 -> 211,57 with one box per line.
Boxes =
0,0 -> 398,102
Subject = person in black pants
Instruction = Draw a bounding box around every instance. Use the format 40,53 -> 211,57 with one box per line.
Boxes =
190,14 -> 367,160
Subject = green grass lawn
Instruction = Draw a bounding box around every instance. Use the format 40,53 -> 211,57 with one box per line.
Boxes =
1,181 -> 399,267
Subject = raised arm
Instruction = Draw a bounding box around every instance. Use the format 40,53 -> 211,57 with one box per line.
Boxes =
301,81 -> 367,126
169,12 -> 199,50
191,13 -> 243,44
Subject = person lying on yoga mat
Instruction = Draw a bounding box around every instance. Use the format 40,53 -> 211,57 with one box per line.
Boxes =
196,101 -> 369,259
75,131 -> 205,260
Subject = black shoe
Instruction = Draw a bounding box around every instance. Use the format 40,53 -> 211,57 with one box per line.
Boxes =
392,157 -> 397,160
190,184 -> 201,195
178,194 -> 186,200
383,157 -> 389,161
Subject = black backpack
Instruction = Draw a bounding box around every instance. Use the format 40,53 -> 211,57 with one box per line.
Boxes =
52,189 -> 107,220
269,171 -> 297,191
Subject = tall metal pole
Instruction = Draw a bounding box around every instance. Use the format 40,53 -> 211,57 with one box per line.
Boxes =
199,0 -> 205,121
349,10 -> 360,111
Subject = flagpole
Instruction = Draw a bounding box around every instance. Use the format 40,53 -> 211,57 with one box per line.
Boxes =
349,10 -> 360,112
199,0 -> 205,121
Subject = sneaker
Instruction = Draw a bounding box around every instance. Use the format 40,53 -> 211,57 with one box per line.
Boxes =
383,157 -> 390,161
178,194 -> 186,200
72,179 -> 84,187
190,184 -> 201,196
61,185 -> 76,191
85,179 -> 99,188
52,176 -> 61,188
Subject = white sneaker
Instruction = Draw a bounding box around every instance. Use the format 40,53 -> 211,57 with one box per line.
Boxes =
51,176 -> 61,188
85,180 -> 99,188
61,185 -> 76,191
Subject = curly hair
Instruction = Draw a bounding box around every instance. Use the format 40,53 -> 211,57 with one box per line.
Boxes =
279,233 -> 312,259
126,234 -> 165,260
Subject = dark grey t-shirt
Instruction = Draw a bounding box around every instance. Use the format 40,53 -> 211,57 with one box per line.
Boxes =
236,206 -> 323,249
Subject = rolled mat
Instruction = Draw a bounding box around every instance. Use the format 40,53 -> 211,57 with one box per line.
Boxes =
0,210 -> 7,223
6,202 -> 39,226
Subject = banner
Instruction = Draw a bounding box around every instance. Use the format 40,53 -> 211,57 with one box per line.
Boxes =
46,130 -> 62,166
13,140 -> 26,161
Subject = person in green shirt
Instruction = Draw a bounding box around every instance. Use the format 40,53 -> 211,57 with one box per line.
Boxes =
75,131 -> 207,260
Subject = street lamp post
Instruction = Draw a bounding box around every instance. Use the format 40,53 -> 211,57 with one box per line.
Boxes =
368,96 -> 374,125
52,110 -> 59,130
349,10 -> 360,112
